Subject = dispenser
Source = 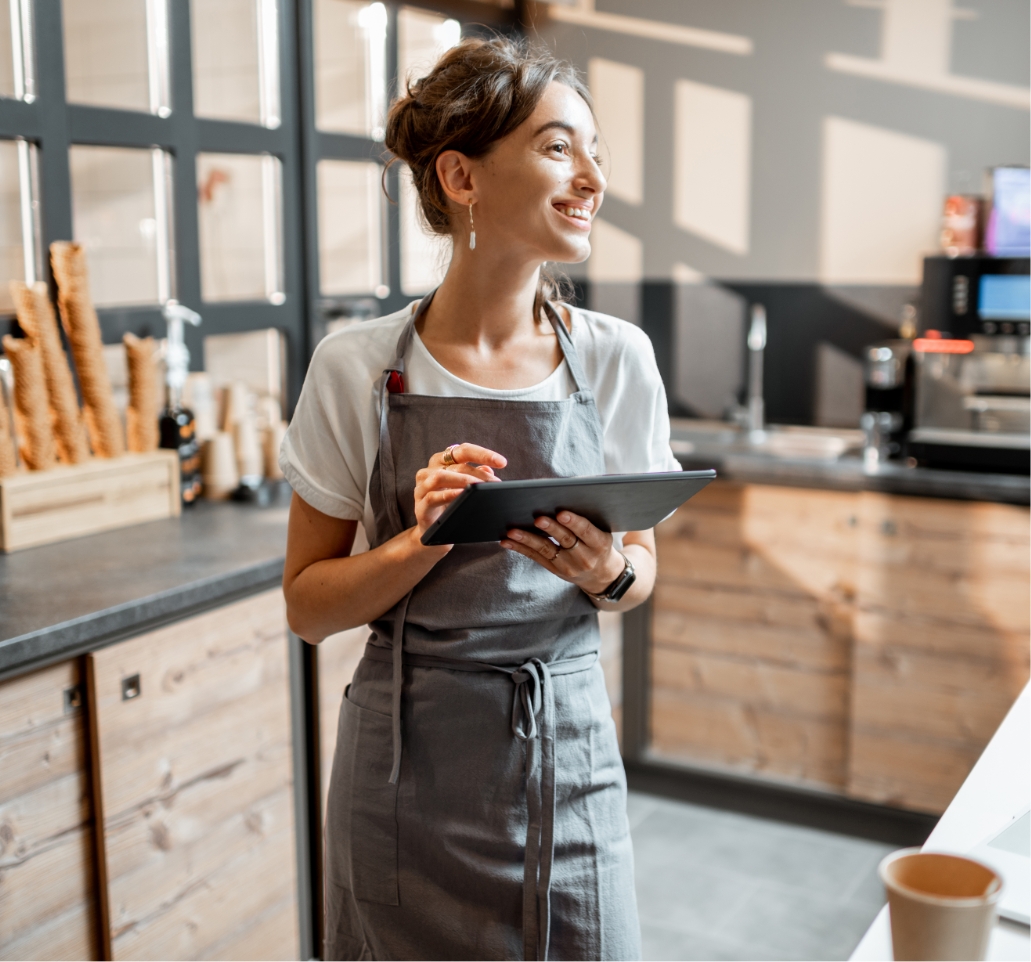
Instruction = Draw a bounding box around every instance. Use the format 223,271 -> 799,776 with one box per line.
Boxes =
160,301 -> 203,504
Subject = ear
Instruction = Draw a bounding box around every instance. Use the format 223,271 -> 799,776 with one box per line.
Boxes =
435,150 -> 476,207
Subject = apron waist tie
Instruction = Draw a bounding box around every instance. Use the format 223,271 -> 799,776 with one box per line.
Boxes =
363,639 -> 598,962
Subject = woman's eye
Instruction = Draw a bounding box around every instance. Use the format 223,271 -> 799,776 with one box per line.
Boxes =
550,142 -> 569,155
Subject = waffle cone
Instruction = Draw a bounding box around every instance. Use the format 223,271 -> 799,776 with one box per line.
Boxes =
50,241 -> 125,457
124,332 -> 159,452
0,372 -> 16,477
3,334 -> 57,470
11,281 -> 91,463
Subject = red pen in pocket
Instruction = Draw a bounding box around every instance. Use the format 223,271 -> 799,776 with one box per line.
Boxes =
386,370 -> 405,394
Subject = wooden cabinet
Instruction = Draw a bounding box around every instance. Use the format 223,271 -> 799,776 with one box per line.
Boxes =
0,661 -> 98,961
651,480 -> 1031,813
86,589 -> 299,960
850,494 -> 1030,812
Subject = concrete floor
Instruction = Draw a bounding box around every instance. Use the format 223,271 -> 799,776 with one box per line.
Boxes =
628,791 -> 895,961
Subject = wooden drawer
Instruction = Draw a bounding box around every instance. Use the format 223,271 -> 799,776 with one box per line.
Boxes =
0,660 -> 98,961
86,589 -> 299,960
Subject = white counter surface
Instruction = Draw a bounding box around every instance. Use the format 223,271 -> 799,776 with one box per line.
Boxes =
850,683 -> 1030,961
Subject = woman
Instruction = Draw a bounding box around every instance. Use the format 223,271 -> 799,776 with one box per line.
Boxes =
282,38 -> 678,962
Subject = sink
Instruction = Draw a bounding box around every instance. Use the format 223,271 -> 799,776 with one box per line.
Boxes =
669,419 -> 863,462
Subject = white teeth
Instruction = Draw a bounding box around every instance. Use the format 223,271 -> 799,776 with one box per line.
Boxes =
561,206 -> 590,221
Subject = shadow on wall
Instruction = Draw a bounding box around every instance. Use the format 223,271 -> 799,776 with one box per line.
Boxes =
586,279 -> 905,427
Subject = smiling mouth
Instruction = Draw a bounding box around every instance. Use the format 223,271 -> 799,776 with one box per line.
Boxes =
554,204 -> 592,223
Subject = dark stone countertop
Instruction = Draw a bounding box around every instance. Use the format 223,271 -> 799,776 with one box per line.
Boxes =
670,420 -> 1030,505
0,491 -> 292,680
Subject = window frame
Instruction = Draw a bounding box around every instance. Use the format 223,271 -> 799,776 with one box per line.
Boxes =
0,0 -> 308,406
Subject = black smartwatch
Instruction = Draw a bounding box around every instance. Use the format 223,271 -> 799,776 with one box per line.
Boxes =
586,551 -> 636,603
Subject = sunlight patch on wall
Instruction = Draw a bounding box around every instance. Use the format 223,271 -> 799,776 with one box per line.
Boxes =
673,79 -> 751,255
588,57 -> 643,205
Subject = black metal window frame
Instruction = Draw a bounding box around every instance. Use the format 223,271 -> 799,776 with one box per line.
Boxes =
0,0 -> 308,406
297,0 -> 517,353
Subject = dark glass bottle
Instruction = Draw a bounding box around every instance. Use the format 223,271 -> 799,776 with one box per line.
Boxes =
160,406 -> 202,505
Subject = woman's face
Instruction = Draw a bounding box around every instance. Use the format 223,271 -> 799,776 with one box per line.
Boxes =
465,81 -> 607,265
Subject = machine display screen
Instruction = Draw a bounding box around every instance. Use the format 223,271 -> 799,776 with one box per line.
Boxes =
979,274 -> 1031,320
987,167 -> 1031,257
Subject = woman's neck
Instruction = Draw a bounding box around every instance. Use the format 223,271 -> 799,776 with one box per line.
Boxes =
420,244 -> 542,350
414,244 -> 566,390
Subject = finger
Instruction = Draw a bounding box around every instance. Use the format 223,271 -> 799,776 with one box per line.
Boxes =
501,538 -> 560,574
420,489 -> 462,508
554,511 -> 609,550
533,516 -> 579,551
433,443 -> 507,469
506,528 -> 562,562
421,468 -> 493,491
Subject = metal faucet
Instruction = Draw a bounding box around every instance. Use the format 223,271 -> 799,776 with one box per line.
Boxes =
747,304 -> 766,439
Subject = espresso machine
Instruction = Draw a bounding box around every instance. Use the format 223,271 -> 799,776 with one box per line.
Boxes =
864,254 -> 1030,474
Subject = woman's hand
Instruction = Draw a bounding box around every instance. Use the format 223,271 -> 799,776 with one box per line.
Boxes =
501,510 -> 625,596
414,443 -> 507,541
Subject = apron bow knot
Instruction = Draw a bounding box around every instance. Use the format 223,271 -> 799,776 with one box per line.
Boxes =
510,660 -> 547,741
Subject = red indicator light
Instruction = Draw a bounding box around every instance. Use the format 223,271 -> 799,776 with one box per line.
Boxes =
913,338 -> 975,354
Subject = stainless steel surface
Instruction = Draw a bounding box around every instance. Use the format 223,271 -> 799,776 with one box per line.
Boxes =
669,418 -> 1030,504
746,304 -> 766,436
914,337 -> 1030,437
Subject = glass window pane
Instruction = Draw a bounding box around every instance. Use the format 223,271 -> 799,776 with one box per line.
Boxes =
316,159 -> 382,296
400,165 -> 448,296
63,0 -> 168,113
70,145 -> 169,307
191,0 -> 279,127
0,139 -> 36,313
0,2 -> 15,99
197,152 -> 284,303
397,6 -> 460,91
313,0 -> 385,138
0,0 -> 35,102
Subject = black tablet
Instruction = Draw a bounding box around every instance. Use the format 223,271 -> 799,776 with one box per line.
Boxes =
421,470 -> 717,546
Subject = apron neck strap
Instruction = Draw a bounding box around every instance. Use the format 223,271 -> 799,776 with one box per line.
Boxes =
388,289 -> 589,395
541,300 -> 589,395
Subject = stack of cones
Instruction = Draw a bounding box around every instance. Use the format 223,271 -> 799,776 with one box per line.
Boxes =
50,241 -> 125,458
0,368 -> 17,477
1,333 -> 56,471
124,332 -> 159,452
11,281 -> 90,464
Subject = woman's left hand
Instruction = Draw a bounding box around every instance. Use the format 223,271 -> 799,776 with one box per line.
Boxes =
501,511 -> 625,596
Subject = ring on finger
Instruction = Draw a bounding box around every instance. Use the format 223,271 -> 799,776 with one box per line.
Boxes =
442,444 -> 459,467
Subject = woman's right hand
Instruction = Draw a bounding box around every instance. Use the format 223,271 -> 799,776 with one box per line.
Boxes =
413,443 -> 507,542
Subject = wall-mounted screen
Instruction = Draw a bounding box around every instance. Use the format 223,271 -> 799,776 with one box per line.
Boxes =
987,167 -> 1031,257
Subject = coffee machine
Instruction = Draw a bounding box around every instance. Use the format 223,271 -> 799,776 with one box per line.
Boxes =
905,255 -> 1030,473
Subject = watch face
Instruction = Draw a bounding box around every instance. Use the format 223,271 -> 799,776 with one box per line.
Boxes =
608,568 -> 637,602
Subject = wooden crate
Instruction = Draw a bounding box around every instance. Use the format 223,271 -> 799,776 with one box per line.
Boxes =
0,452 -> 180,553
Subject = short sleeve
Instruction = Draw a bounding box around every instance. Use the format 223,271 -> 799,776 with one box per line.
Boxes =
578,314 -> 680,476
279,339 -> 368,520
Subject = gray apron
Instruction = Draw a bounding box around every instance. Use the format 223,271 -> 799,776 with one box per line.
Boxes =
324,293 -> 640,962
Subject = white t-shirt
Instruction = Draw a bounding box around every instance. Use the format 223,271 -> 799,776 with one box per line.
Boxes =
280,302 -> 680,533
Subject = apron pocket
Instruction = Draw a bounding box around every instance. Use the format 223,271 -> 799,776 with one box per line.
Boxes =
326,687 -> 400,906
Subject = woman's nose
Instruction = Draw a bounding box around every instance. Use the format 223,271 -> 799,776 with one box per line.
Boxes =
575,154 -> 607,196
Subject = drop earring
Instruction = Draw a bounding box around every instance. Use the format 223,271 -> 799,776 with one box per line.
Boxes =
468,203 -> 476,250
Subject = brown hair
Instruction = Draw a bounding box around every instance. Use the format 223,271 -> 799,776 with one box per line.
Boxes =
384,36 -> 592,320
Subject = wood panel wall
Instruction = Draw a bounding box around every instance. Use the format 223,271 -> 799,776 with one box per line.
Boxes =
850,494 -> 1031,813
652,482 -> 855,790
0,661 -> 98,960
87,589 -> 300,960
650,480 -> 1031,813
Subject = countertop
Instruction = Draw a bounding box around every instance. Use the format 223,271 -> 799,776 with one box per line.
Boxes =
0,492 -> 292,680
2,423 -> 1027,679
850,684 -> 1030,961
670,420 -> 1030,505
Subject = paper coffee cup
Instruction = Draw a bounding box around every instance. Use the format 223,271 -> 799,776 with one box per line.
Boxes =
880,848 -> 1002,961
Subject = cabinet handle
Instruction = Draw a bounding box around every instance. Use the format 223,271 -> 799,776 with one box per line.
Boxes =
121,674 -> 142,701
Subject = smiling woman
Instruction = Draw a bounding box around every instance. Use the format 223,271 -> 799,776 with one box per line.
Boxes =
281,36 -> 677,962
